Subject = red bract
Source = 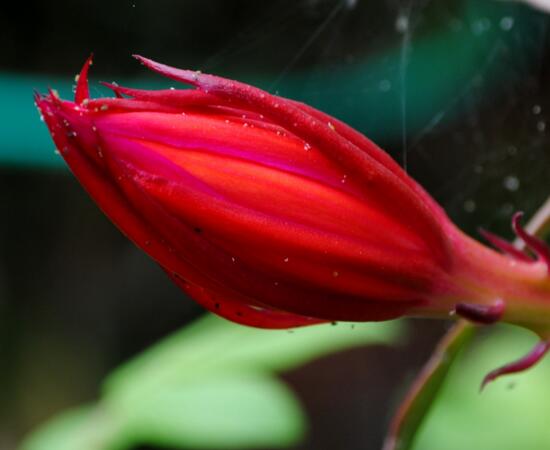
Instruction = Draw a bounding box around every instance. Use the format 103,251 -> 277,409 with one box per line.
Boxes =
35,57 -> 550,381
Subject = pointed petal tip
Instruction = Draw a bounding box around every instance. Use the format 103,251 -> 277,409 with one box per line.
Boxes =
480,374 -> 493,392
99,81 -> 125,99
75,54 -> 94,105
132,54 -> 204,87
98,80 -> 138,97
99,81 -> 121,94
34,91 -> 47,115
132,54 -> 174,71
32,89 -> 42,103
46,87 -> 62,105
513,211 -> 524,222
512,210 -> 550,270
132,55 -> 169,77
132,54 -> 159,69
34,92 -> 52,116
478,227 -> 533,262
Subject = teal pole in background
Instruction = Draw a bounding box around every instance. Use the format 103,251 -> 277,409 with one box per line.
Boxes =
0,0 -> 541,170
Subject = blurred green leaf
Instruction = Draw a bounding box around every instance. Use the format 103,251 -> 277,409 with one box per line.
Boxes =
22,375 -> 304,450
384,321 -> 476,450
21,314 -> 401,450
114,373 -> 304,449
105,315 -> 401,399
21,405 -> 122,450
413,324 -> 550,450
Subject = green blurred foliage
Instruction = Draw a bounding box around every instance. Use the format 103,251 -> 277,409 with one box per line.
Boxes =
21,314 -> 401,450
413,325 -> 550,450
385,321 -> 476,450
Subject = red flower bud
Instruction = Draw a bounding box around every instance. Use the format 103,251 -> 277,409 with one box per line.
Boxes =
35,56 -> 550,344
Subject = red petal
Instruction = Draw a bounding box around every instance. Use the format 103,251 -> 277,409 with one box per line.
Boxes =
75,54 -> 93,105
133,55 -> 451,264
166,270 -> 324,329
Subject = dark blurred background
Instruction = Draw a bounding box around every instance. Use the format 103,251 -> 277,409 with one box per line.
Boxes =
1,1 -> 550,449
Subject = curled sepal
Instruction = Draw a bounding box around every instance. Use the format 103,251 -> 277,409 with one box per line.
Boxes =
481,340 -> 550,390
512,212 -> 550,271
454,299 -> 504,325
478,228 -> 533,263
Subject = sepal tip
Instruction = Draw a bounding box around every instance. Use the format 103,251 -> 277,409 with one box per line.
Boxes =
480,340 -> 550,391
512,212 -> 550,271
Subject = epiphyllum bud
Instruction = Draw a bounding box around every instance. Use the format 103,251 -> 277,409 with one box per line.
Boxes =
36,56 -> 550,384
